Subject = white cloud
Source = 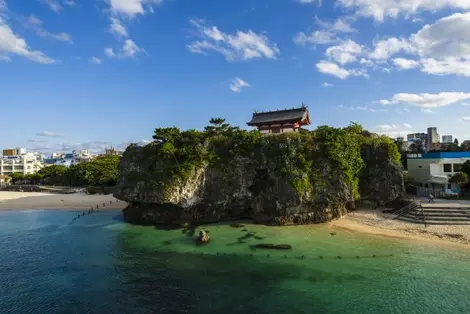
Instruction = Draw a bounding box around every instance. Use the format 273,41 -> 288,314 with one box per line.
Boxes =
293,30 -> 339,46
404,123 -> 412,128
40,0 -> 62,12
63,0 -> 75,6
230,78 -> 251,92
91,56 -> 102,64
377,124 -> 398,131
462,102 -> 470,106
392,58 -> 419,70
463,117 -> 470,122
421,108 -> 435,114
336,0 -> 470,22
381,92 -> 470,108
188,19 -> 279,62
0,19 -> 55,64
26,15 -> 72,43
421,58 -> 470,77
326,39 -> 364,64
293,17 -> 356,47
105,0 -> 162,17
105,39 -> 144,59
322,82 -> 333,87
297,0 -> 322,4
37,131 -> 64,137
104,48 -> 114,57
338,104 -> 344,108
316,60 -> 368,79
109,17 -> 128,38
369,37 -> 416,60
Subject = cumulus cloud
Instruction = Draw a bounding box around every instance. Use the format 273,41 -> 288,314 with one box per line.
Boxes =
37,131 -> 64,137
316,60 -> 368,79
463,117 -> 470,122
230,78 -> 251,92
421,108 -> 435,114
322,82 -> 333,87
293,17 -> 356,46
335,0 -> 470,22
105,0 -> 163,17
109,17 -> 128,38
392,58 -> 420,70
0,18 -> 55,64
105,39 -> 145,59
187,19 -> 280,62
325,40 -> 364,64
380,92 -> 470,108
25,15 -> 72,43
404,123 -> 412,128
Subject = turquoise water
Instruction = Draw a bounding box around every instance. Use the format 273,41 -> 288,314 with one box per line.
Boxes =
0,210 -> 469,313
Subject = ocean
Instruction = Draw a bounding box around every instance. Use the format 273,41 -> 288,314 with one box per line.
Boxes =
0,209 -> 469,314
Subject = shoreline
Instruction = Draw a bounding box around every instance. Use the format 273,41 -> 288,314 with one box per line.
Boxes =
0,191 -> 126,211
330,208 -> 470,249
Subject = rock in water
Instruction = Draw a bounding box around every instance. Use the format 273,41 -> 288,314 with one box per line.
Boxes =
197,230 -> 210,244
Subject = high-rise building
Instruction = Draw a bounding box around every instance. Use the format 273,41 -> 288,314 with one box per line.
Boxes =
426,127 -> 439,150
442,135 -> 453,144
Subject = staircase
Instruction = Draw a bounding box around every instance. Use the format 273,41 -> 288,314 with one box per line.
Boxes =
395,205 -> 470,225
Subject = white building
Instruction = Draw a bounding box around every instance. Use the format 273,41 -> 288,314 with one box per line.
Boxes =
0,153 -> 44,176
407,152 -> 470,193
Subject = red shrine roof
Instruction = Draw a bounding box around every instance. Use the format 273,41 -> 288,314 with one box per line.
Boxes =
247,106 -> 310,126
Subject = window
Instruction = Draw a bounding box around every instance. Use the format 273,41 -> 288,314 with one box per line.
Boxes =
424,183 -> 428,188
453,163 -> 463,172
448,184 -> 452,190
443,164 -> 452,173
271,127 -> 281,134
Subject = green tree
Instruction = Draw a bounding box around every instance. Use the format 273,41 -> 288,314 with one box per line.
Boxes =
204,118 -> 239,137
409,140 -> 424,154
9,172 -> 25,184
454,138 -> 459,145
449,172 -> 469,185
38,165 -> 68,185
462,160 -> 470,177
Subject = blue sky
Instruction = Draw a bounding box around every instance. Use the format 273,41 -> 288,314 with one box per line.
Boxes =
1,0 -> 470,153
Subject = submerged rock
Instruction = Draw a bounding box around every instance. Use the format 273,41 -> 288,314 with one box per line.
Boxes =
251,244 -> 292,250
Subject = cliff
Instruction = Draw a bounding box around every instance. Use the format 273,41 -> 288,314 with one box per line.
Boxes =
114,124 -> 404,226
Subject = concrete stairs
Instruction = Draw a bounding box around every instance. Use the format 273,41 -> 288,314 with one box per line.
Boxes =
396,206 -> 470,225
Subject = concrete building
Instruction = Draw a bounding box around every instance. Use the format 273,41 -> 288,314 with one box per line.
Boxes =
407,152 -> 470,193
0,153 -> 44,176
426,127 -> 439,150
3,148 -> 26,156
407,133 -> 427,143
442,135 -> 453,144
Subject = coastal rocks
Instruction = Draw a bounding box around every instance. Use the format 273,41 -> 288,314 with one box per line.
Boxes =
115,129 -> 404,227
197,230 -> 210,244
359,140 -> 405,204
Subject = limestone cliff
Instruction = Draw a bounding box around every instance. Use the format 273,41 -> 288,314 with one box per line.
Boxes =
114,125 -> 404,226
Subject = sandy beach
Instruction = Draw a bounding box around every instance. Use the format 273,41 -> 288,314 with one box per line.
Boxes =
331,208 -> 470,247
0,191 -> 127,211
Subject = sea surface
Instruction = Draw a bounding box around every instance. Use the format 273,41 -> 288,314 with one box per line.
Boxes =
0,210 -> 469,314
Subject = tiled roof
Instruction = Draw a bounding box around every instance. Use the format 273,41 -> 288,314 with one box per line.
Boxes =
247,107 -> 309,126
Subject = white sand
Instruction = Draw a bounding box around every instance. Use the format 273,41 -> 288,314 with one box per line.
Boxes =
0,191 -> 126,210
331,208 -> 470,247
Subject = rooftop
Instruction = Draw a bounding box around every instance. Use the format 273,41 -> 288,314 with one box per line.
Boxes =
408,152 -> 470,159
247,106 -> 310,126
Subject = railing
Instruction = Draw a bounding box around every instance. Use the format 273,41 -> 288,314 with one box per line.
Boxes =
393,201 -> 420,220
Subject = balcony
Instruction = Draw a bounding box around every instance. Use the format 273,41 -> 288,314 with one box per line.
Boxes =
429,175 -> 448,184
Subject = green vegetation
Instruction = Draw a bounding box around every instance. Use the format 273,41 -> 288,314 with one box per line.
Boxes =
10,156 -> 120,190
449,172 -> 469,185
124,119 -> 402,202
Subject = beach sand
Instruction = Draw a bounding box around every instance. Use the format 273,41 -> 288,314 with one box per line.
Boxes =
331,208 -> 470,247
0,191 -> 126,211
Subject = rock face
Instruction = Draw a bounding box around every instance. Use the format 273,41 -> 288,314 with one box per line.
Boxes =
115,128 -> 404,226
